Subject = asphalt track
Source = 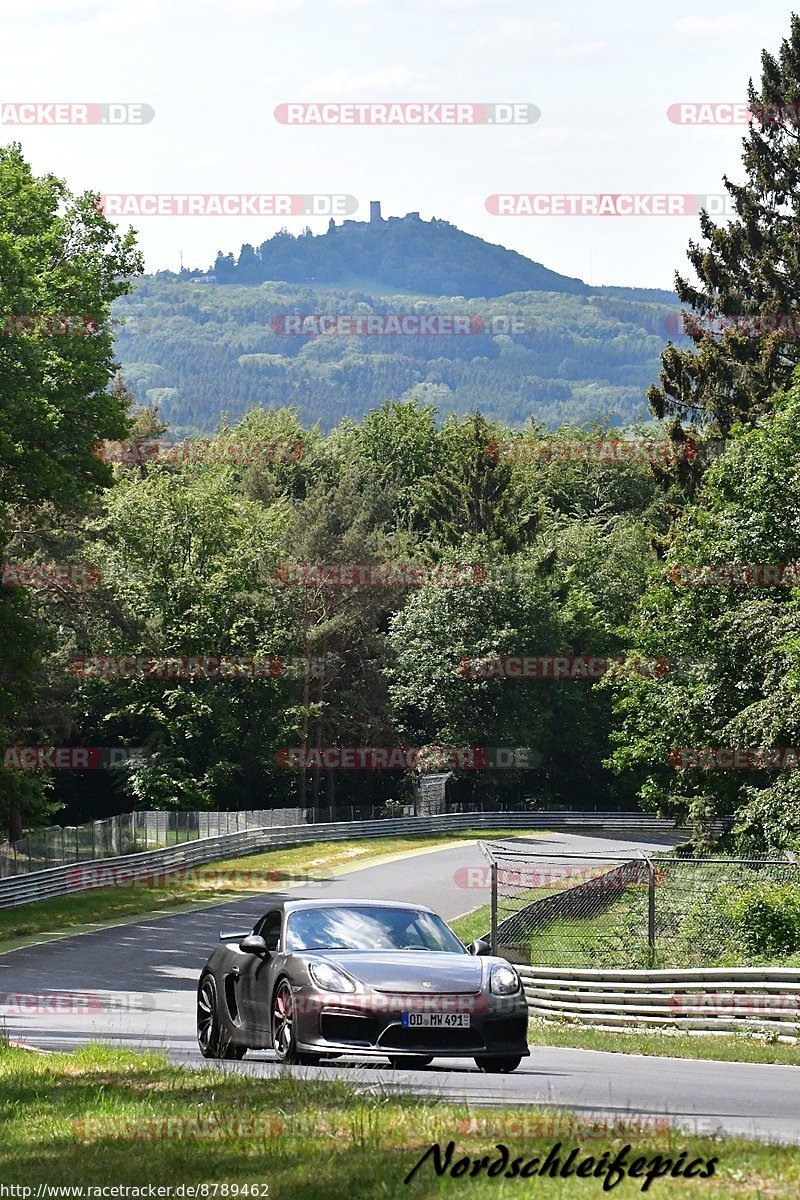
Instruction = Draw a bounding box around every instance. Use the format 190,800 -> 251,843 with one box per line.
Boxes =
2,829 -> 799,1144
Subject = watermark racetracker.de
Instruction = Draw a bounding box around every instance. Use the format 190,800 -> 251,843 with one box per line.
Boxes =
2,747 -> 142,769
274,102 -> 540,125
665,313 -> 800,338
668,992 -> 800,1016
486,437 -> 698,464
669,746 -> 800,770
0,103 -> 154,125
485,193 -> 737,218
453,861 -> 656,890
66,864 -> 332,890
70,656 -> 284,679
458,655 -> 670,680
0,991 -> 152,1014
2,563 -> 100,588
453,1114 -> 677,1141
274,563 -> 486,586
275,746 -> 539,769
0,314 -> 99,335
96,194 -> 358,217
72,1116 -> 283,1142
95,439 -> 305,464
270,314 -> 528,336
666,563 -> 800,586
667,101 -> 800,124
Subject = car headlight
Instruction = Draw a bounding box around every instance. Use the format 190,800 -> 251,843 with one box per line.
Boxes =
489,964 -> 521,995
308,960 -> 357,992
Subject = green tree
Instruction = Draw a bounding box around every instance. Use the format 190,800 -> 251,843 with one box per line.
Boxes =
609,377 -> 800,850
0,144 -> 141,838
274,461 -> 405,818
649,15 -> 800,442
416,411 -> 539,553
386,538 -> 638,809
332,397 -> 443,536
74,455 -> 292,811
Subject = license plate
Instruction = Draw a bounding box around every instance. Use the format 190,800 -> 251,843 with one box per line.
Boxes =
401,1012 -> 471,1028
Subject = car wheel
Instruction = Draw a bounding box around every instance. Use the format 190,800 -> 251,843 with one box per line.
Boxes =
387,1055 -> 434,1069
197,974 -> 246,1060
475,1055 -> 522,1073
272,979 -> 320,1066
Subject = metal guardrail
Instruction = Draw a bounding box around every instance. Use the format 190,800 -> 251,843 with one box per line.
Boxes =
0,810 -> 684,910
518,965 -> 800,1041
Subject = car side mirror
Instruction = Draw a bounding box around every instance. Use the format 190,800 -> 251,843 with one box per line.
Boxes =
239,934 -> 269,956
468,939 -> 491,956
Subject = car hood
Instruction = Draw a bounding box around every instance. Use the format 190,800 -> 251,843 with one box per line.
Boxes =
307,951 -> 484,993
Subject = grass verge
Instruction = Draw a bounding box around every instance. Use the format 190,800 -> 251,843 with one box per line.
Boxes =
451,904 -> 492,945
528,1018 -> 800,1066
0,830 -> 532,954
0,1045 -> 798,1195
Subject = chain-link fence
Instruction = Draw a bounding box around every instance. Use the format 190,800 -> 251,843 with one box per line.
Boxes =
481,841 -> 799,969
0,805 -> 399,877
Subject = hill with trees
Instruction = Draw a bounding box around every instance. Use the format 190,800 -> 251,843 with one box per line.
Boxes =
207,210 -> 675,302
113,260 -> 683,436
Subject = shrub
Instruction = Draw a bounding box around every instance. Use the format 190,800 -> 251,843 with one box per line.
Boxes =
722,883 -> 800,958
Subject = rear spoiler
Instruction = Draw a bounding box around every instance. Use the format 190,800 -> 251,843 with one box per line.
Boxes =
219,929 -> 249,942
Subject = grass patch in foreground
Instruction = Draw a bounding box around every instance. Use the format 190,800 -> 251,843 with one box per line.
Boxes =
449,872 -> 618,952
0,1045 -> 798,1196
452,893 -> 649,969
0,830 -> 533,953
529,1017 -> 800,1066
451,904 -> 492,945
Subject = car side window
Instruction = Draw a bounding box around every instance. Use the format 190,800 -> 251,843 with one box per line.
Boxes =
255,911 -> 282,952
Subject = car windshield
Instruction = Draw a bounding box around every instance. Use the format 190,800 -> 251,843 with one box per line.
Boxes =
285,905 -> 467,954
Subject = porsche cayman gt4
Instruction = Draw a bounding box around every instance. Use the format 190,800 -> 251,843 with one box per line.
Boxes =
197,898 -> 529,1072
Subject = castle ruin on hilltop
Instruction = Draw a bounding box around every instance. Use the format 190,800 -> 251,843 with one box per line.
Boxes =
327,201 -> 426,232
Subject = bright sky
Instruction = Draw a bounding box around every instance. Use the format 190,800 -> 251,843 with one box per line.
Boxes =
1,0 -> 796,289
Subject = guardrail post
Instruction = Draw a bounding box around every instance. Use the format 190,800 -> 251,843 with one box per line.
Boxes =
647,858 -> 656,966
490,860 -> 498,955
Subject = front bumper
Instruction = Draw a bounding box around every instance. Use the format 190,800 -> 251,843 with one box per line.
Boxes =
294,988 -> 530,1058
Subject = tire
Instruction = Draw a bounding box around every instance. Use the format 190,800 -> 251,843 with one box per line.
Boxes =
272,979 -> 320,1066
197,974 -> 246,1060
475,1055 -> 522,1073
387,1055 -> 434,1070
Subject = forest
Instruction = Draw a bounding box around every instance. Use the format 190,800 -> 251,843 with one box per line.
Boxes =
5,10 -> 800,857
113,276 -> 684,435
4,379 -> 800,854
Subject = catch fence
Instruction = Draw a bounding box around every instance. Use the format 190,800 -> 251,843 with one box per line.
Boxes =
480,841 -> 798,969
0,807 -> 355,876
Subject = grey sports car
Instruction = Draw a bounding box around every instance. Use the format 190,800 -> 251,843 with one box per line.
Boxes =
197,897 -> 530,1072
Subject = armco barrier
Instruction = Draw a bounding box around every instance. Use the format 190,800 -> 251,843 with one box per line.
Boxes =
519,965 -> 800,1041
0,810 -> 683,910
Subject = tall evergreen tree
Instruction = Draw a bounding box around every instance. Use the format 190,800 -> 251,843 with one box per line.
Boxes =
649,14 -> 800,440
